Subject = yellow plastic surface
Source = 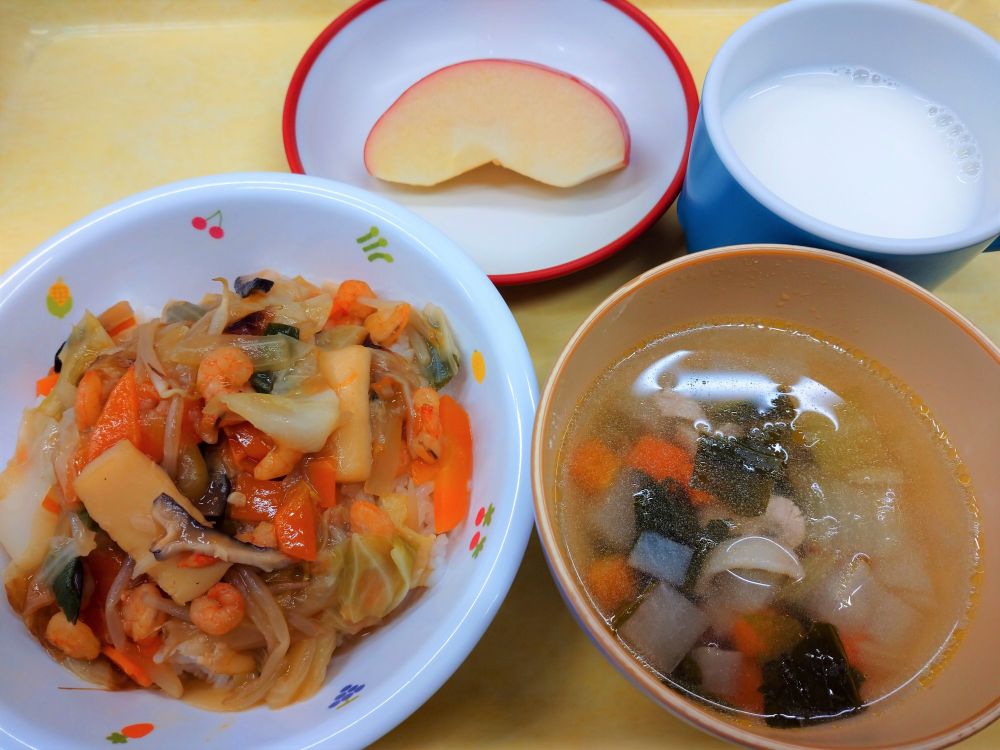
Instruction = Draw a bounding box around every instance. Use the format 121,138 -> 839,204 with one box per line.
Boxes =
0,1 -> 997,747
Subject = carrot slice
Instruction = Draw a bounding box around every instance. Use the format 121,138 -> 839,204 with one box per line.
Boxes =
305,456 -> 338,509
86,368 -> 141,462
734,658 -> 764,714
626,435 -> 692,485
432,396 -> 473,533
75,369 -> 104,432
410,457 -> 440,486
230,474 -> 284,522
350,500 -> 396,538
35,370 -> 59,397
274,485 -> 318,562
585,555 -> 636,611
102,645 -> 152,688
41,493 -> 60,514
568,438 -> 619,493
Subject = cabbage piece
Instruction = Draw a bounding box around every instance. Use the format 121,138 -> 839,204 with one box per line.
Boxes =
338,530 -> 427,624
218,388 -> 339,453
39,312 -> 114,419
408,304 -> 461,389
0,410 -> 61,578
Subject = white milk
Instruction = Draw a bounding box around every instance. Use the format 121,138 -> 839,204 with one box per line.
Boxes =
723,67 -> 984,239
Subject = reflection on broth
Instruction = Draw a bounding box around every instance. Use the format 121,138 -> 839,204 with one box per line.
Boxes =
558,322 -> 980,727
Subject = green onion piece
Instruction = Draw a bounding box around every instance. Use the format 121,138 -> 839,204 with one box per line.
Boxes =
250,371 -> 276,394
53,557 -> 83,624
265,323 -> 300,340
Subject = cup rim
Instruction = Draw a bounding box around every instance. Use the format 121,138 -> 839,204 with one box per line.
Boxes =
531,243 -> 1000,750
700,0 -> 1000,257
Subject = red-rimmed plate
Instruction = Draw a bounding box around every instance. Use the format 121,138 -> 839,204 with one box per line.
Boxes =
284,0 -> 697,284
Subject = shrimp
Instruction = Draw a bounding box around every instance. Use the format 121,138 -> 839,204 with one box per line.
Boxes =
411,387 -> 442,462
120,582 -> 168,642
236,521 -> 277,549
189,582 -> 246,636
331,279 -> 376,323
253,444 -> 304,481
161,620 -> 256,675
75,369 -> 104,431
45,611 -> 101,660
365,303 -> 410,347
196,346 -> 254,402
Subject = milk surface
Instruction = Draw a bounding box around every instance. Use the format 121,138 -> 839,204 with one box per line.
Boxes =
723,68 -> 983,239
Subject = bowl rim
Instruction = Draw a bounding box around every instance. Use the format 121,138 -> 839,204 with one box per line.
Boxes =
0,172 -> 539,750
280,0 -> 700,286
701,0 -> 1000,255
531,243 -> 1000,750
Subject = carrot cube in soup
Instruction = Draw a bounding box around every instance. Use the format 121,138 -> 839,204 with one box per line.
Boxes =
585,555 -> 636,612
626,435 -> 692,485
568,438 -> 619,493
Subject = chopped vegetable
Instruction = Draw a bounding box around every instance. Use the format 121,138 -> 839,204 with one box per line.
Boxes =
102,645 -> 153,688
628,532 -> 694,587
265,323 -> 300,340
585,555 -> 636,611
626,436 -> 693,485
315,325 -> 368,350
692,646 -> 743,699
691,433 -> 781,516
230,474 -> 284,522
432,395 -> 472,533
735,658 -> 765,714
40,312 -> 114,419
225,310 -> 273,335
317,346 -> 372,482
52,556 -> 84,624
150,493 -> 293,571
193,466 -> 230,523
98,301 -> 136,338
234,275 -> 275,298
305,457 -> 337,508
350,500 -> 395,538
408,304 -> 461,389
760,622 -> 865,727
568,438 -> 620,493
618,583 -> 708,675
162,300 -> 205,323
86,367 -> 141,463
35,371 -> 59,397
218,389 -> 339,454
586,472 -> 638,552
273,485 -> 317,562
730,610 -> 805,663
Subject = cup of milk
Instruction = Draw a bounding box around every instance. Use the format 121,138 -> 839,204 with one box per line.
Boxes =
677,0 -> 1000,288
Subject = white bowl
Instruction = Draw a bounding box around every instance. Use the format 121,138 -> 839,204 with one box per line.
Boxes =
0,173 -> 538,749
283,0 -> 697,284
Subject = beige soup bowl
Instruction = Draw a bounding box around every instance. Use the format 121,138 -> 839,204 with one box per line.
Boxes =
532,245 -> 1000,750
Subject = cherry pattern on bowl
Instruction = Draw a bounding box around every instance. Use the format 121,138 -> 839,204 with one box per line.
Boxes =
191,210 -> 224,239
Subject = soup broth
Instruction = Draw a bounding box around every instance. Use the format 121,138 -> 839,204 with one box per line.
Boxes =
558,322 -> 979,727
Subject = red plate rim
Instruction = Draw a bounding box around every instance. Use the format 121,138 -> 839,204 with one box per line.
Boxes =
282,0 -> 700,286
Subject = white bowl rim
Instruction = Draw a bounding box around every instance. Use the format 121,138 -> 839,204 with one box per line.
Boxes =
0,171 -> 539,750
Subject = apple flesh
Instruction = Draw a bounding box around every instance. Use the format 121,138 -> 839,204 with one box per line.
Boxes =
364,59 -> 630,188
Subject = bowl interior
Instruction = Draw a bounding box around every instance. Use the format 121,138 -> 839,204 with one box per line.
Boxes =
534,245 -> 1000,750
287,0 -> 694,281
0,174 -> 536,749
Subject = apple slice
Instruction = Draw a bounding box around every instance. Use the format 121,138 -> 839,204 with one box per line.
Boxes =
364,59 -> 630,188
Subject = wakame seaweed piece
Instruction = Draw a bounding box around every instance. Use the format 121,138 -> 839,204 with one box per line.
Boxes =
631,472 -> 700,545
760,622 -> 865,728
234,275 -> 275,298
250,371 -> 276,394
670,652 -> 703,692
225,309 -> 273,335
53,557 -> 84,624
53,340 -> 66,373
703,400 -> 763,426
691,433 -> 780,516
264,322 -> 300,340
682,518 -> 733,595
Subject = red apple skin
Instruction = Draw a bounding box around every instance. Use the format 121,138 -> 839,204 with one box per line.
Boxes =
363,58 -> 630,187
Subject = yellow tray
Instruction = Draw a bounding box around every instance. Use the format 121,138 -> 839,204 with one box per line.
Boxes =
0,1 -> 997,747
